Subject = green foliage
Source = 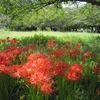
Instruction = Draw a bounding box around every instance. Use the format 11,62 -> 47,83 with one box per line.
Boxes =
0,0 -> 100,32
7,4 -> 100,32
0,75 -> 28,100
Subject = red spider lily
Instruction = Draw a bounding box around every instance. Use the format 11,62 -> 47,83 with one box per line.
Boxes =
27,58 -> 53,74
67,70 -> 82,81
29,72 -> 55,94
28,44 -> 37,50
5,47 -> 21,64
21,44 -> 36,53
47,38 -> 58,47
20,46 -> 30,52
93,67 -> 100,74
84,51 -> 94,57
7,38 -> 17,44
10,48 -> 20,55
29,72 -> 53,86
20,53 -> 54,94
66,63 -> 83,81
67,49 -> 81,58
19,61 -> 35,78
16,66 -> 30,79
47,49 -> 54,55
52,49 -> 65,58
66,41 -> 71,45
20,58 -> 52,79
70,63 -> 83,72
7,65 -> 22,78
48,49 -> 64,58
54,61 -> 70,76
20,53 -> 53,78
27,53 -> 47,61
75,42 -> 81,48
0,64 -> 8,75
40,83 -> 55,94
0,52 -> 12,65
5,47 -> 21,57
61,45 -> 71,51
26,53 -> 32,57
93,63 -> 100,74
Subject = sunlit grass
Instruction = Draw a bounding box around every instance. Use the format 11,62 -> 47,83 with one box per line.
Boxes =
0,30 -> 100,39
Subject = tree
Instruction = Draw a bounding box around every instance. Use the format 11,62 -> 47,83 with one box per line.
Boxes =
0,0 -> 100,32
61,3 -> 100,32
0,14 -> 10,29
0,0 -> 100,20
6,5 -> 66,31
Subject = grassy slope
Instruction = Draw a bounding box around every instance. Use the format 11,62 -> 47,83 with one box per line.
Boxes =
0,31 -> 100,43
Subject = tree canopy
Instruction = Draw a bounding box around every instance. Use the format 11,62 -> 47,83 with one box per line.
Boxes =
0,0 -> 100,19
0,0 -> 100,33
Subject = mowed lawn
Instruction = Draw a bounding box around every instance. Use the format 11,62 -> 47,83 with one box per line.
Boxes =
0,30 -> 100,40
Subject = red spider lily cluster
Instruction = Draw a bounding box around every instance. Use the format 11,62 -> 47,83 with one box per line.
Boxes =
0,37 -> 99,95
46,38 -> 58,47
54,61 -> 70,76
66,63 -> 83,81
48,49 -> 65,58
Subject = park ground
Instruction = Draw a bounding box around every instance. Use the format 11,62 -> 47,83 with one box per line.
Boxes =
0,30 -> 100,39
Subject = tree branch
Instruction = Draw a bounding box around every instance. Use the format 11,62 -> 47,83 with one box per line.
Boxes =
10,0 -> 61,20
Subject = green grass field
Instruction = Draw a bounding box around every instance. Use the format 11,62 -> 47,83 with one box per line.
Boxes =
0,30 -> 100,39
0,30 -> 100,44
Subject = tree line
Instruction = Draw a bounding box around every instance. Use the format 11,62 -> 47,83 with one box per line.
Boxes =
0,0 -> 100,33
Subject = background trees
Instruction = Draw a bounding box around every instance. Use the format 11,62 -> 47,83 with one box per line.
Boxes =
0,0 -> 100,19
0,0 -> 100,33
